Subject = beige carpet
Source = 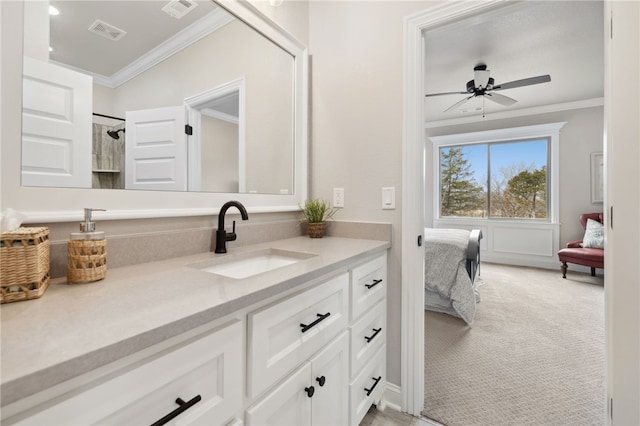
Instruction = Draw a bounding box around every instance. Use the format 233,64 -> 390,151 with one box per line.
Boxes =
423,263 -> 605,426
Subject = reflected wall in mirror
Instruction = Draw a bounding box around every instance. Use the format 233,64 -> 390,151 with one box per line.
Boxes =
22,0 -> 295,195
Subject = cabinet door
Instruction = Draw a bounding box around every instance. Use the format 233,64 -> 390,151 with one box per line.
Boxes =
14,321 -> 243,426
245,363 -> 312,426
310,331 -> 349,426
248,273 -> 348,398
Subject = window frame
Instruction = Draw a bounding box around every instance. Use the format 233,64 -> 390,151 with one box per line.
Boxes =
430,122 -> 566,224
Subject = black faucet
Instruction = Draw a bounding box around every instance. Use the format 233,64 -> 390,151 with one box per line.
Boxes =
215,201 -> 249,253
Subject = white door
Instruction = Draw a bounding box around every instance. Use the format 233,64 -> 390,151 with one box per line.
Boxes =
125,106 -> 187,191
310,331 -> 349,426
21,56 -> 92,188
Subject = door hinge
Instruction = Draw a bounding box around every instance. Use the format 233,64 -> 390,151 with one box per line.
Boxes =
610,206 -> 613,229
610,10 -> 613,39
185,124 -> 193,135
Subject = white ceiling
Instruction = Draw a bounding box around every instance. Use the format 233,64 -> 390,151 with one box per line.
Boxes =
423,1 -> 604,123
49,0 -> 217,77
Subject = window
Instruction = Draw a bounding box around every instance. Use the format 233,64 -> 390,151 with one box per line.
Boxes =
430,123 -> 564,222
439,139 -> 548,219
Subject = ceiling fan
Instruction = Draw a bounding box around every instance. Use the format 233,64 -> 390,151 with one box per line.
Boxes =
425,64 -> 551,112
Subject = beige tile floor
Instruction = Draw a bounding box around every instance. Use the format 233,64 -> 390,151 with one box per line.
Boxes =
360,405 -> 443,426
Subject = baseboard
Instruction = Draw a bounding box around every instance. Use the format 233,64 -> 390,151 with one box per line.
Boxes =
383,382 -> 402,412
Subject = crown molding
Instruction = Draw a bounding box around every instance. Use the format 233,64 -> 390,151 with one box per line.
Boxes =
63,8 -> 235,89
425,97 -> 604,129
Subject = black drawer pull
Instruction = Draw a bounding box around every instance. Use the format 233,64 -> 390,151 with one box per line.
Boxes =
150,395 -> 202,426
364,328 -> 382,343
365,279 -> 382,289
364,376 -> 382,397
300,312 -> 331,333
316,376 -> 326,387
305,386 -> 315,398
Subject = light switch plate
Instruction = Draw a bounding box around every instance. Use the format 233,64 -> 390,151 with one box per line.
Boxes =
333,188 -> 345,208
382,187 -> 395,210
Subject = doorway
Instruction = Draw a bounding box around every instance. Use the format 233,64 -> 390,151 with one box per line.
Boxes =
400,0 -> 607,421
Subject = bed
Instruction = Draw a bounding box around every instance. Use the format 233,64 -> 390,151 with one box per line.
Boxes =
424,228 -> 483,324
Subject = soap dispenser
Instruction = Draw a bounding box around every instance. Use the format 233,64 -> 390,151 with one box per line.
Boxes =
67,208 -> 107,284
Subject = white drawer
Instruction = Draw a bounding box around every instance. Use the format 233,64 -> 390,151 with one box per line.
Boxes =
349,344 -> 386,426
349,299 -> 386,379
350,253 -> 387,322
15,321 -> 244,426
247,273 -> 349,398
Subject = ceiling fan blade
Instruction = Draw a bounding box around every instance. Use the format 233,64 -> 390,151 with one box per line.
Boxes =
492,74 -> 551,91
443,95 -> 474,112
485,92 -> 517,107
474,70 -> 490,88
425,91 -> 469,97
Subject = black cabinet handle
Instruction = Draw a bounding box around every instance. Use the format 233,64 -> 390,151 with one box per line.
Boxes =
305,386 -> 315,398
364,328 -> 382,343
300,312 -> 331,333
365,279 -> 382,289
364,376 -> 382,397
316,376 -> 326,387
150,395 -> 202,426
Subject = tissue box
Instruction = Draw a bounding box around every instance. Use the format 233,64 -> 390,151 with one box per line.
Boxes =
0,227 -> 50,304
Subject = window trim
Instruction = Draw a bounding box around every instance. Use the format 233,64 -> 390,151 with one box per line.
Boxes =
429,122 -> 566,223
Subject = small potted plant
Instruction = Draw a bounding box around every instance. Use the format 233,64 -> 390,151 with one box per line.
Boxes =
299,198 -> 337,238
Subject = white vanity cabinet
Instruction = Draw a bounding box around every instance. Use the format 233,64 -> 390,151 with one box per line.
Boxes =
245,331 -> 349,426
246,252 -> 387,426
2,248 -> 389,426
8,320 -> 244,426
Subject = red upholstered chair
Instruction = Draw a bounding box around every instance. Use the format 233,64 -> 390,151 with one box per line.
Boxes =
557,213 -> 604,278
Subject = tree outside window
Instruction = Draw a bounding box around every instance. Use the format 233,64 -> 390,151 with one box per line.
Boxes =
439,139 -> 549,219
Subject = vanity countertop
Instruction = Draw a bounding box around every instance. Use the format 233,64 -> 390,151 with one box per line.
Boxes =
0,236 -> 390,406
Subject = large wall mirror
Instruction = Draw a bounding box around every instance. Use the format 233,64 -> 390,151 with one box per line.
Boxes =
21,0 -> 305,198
10,0 -> 308,221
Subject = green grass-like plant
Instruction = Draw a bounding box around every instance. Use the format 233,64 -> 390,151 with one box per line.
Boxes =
299,198 -> 338,223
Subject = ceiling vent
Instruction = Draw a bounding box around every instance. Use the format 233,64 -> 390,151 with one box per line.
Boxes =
88,20 -> 127,41
162,0 -> 199,19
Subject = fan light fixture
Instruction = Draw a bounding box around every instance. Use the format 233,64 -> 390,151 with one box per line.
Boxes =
425,64 -> 551,113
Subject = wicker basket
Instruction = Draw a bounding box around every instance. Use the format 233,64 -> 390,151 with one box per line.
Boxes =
67,239 -> 107,284
307,222 -> 326,238
0,227 -> 50,304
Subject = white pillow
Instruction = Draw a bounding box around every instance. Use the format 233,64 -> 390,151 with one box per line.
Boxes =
582,218 -> 604,249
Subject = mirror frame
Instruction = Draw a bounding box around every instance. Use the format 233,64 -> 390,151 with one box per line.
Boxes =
10,0 -> 308,223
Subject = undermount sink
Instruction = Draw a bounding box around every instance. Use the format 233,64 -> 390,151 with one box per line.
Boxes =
191,248 -> 316,279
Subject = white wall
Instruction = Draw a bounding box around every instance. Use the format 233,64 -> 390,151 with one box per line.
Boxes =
201,115 -> 239,193
307,0 -> 439,388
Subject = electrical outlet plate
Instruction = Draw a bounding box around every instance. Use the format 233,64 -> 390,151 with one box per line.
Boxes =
333,188 -> 344,208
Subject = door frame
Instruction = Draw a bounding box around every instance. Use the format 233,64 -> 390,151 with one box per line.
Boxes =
401,0 -> 530,416
184,76 -> 247,192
